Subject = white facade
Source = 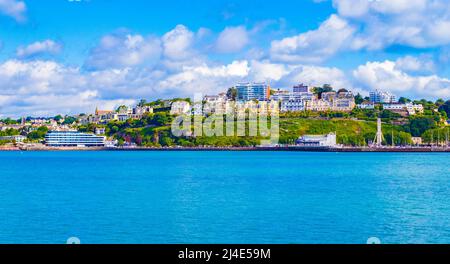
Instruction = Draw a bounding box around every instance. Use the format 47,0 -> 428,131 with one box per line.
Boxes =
236,82 -> 269,101
383,103 -> 424,115
296,133 -> 337,147
370,90 -> 397,103
281,100 -> 305,112
170,101 -> 191,115
45,131 -> 105,147
357,101 -> 375,109
0,135 -> 26,142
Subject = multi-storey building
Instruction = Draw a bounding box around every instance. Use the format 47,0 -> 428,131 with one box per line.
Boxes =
293,83 -> 309,93
236,82 -> 270,101
45,131 -> 105,147
305,99 -> 332,112
271,90 -> 315,102
281,100 -> 306,112
370,90 -> 397,103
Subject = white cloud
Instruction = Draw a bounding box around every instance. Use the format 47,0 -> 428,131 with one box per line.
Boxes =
16,40 -> 62,59
394,55 -> 435,74
280,64 -> 351,90
0,0 -> 26,22
159,60 -> 250,95
248,60 -> 290,82
85,32 -> 162,70
162,25 -> 195,60
215,26 -> 249,53
333,0 -> 450,49
270,15 -> 355,63
353,60 -> 450,99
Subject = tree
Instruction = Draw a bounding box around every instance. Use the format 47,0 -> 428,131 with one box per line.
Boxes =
398,97 -> 411,104
435,98 -> 445,107
404,117 -> 436,137
312,84 -> 334,99
438,100 -> 450,118
138,99 -> 147,107
153,112 -> 172,126
54,115 -> 63,122
62,116 -> 76,125
354,93 -> 364,104
117,105 -> 128,113
226,87 -> 237,100
27,126 -> 49,141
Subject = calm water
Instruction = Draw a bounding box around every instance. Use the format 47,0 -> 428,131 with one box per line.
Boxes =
0,151 -> 449,244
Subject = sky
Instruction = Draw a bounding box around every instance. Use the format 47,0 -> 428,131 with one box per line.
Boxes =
1,0 -> 450,117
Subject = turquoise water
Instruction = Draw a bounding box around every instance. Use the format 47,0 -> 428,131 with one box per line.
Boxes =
0,151 -> 449,244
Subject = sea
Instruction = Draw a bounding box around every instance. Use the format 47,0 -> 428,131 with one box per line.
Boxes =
0,151 -> 449,244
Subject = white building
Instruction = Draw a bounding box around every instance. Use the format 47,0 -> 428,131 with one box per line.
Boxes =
281,100 -> 305,112
322,91 -> 356,112
132,106 -> 153,119
383,103 -> 424,116
236,82 -> 270,101
0,135 -> 26,143
95,127 -> 106,135
370,90 -> 397,103
204,93 -> 228,103
271,90 -> 315,102
296,133 -> 337,147
357,101 -> 375,110
170,101 -> 191,115
45,131 -> 105,147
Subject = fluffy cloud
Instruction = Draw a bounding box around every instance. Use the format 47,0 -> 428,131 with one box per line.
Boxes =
0,60 -> 134,116
162,25 -> 195,61
270,15 -> 355,63
333,0 -> 450,49
159,60 -> 250,95
353,60 -> 450,99
0,59 -> 251,117
215,26 -> 249,53
0,0 -> 26,22
85,32 -> 162,70
16,40 -> 62,59
394,55 -> 435,74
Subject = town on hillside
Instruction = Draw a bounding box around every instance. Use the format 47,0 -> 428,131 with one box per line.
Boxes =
1,82 -> 450,150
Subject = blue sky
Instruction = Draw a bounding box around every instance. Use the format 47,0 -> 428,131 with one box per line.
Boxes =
0,0 -> 450,117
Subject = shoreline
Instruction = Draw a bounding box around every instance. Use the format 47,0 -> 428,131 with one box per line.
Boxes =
2,145 -> 450,152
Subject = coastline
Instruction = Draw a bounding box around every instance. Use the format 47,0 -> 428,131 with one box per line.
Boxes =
2,145 -> 450,152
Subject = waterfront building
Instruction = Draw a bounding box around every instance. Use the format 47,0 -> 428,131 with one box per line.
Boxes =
296,133 -> 337,147
236,82 -> 270,101
45,131 -> 105,147
370,90 -> 397,103
0,135 -> 26,143
411,137 -> 423,146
